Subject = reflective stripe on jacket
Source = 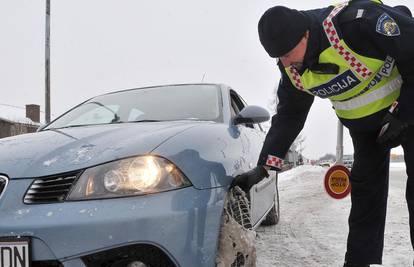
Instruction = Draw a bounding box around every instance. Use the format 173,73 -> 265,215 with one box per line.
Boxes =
284,0 -> 401,119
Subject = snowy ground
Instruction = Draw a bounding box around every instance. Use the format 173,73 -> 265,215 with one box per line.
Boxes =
256,163 -> 412,267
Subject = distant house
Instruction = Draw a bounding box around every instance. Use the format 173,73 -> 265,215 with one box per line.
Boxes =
0,104 -> 41,138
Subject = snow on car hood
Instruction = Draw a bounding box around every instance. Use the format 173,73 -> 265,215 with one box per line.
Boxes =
0,122 -> 198,179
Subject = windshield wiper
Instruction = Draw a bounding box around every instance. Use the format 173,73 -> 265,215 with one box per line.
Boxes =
128,119 -> 204,123
129,120 -> 163,123
45,120 -> 163,130
46,124 -> 101,130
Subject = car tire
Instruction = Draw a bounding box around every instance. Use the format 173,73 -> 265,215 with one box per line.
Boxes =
261,175 -> 280,226
216,187 -> 256,267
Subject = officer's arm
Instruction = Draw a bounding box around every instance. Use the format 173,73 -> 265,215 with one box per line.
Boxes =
362,5 -> 414,124
257,68 -> 314,170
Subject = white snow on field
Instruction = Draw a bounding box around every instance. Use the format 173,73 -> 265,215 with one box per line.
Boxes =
278,165 -> 326,183
256,164 -> 412,267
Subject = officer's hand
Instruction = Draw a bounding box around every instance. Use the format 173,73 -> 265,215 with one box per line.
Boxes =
377,113 -> 408,148
230,166 -> 270,193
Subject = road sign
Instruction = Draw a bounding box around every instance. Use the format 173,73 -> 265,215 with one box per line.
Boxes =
324,164 -> 351,199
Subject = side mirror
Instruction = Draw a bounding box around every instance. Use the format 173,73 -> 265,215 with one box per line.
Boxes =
233,105 -> 270,125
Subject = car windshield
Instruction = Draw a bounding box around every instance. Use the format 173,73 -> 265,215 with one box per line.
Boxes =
45,84 -> 222,130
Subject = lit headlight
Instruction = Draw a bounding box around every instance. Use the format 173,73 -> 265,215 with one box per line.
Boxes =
67,156 -> 191,200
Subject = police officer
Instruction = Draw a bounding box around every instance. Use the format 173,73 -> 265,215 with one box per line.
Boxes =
231,0 -> 414,266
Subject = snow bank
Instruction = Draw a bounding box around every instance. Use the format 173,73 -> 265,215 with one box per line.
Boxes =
390,162 -> 406,170
257,164 -> 411,266
279,163 -> 406,180
278,165 -> 326,183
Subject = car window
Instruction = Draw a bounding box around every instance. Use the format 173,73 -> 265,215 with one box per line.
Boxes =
230,103 -> 237,118
230,98 -> 240,117
45,85 -> 223,129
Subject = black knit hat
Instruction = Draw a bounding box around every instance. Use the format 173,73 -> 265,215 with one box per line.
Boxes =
258,6 -> 310,58
394,5 -> 412,17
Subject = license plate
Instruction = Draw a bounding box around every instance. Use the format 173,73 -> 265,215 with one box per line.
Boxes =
0,237 -> 31,267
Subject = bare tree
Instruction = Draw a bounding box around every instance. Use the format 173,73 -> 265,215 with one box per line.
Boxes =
294,134 -> 306,155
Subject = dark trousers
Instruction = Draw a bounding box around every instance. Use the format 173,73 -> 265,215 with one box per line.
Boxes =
342,114 -> 414,265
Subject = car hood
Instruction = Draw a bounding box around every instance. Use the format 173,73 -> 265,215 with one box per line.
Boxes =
0,122 -> 198,179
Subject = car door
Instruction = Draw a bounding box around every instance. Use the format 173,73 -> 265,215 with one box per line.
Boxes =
230,91 -> 276,227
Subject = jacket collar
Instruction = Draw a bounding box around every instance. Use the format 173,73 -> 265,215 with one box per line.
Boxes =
300,13 -> 323,72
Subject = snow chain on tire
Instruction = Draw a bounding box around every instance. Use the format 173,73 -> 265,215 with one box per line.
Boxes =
216,186 -> 256,267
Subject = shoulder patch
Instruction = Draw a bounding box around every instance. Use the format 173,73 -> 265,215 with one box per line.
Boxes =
376,13 -> 400,36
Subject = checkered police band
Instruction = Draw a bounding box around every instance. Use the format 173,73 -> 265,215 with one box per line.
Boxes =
323,3 -> 373,79
266,155 -> 284,169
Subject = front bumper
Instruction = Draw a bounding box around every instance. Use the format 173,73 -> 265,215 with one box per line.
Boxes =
0,178 -> 226,267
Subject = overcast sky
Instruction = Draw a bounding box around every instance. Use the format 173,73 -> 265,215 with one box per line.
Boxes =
1,0 -> 412,159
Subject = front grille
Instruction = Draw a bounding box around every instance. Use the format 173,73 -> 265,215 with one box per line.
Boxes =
0,176 -> 8,200
24,173 -> 79,204
82,244 -> 176,267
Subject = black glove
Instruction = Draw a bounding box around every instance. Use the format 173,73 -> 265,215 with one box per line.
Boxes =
377,112 -> 408,148
230,166 -> 270,193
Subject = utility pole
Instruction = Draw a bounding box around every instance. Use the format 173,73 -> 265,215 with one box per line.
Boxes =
336,120 -> 344,164
45,0 -> 51,123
